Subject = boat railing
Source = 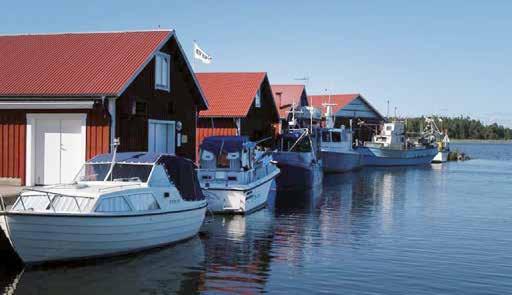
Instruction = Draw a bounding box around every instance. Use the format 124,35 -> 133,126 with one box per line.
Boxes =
198,161 -> 277,185
0,193 -> 6,212
12,188 -> 95,213
98,183 -> 142,192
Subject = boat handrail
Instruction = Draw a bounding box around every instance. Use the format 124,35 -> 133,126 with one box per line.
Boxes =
97,183 -> 142,192
13,188 -> 96,213
0,193 -> 6,212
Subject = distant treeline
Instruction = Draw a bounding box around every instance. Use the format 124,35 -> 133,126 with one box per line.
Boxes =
404,116 -> 512,140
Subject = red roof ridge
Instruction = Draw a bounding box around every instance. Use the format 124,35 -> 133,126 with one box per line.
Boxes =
0,29 -> 174,37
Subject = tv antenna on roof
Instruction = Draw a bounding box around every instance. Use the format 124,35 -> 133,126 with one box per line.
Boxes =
294,76 -> 313,132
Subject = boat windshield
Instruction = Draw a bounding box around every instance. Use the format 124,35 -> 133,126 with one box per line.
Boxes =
74,163 -> 153,182
282,135 -> 312,152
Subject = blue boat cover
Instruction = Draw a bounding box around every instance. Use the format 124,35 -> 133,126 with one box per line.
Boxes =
200,136 -> 255,155
88,152 -> 205,201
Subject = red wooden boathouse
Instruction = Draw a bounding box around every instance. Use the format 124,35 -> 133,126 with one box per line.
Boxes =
0,30 -> 208,186
195,72 -> 279,150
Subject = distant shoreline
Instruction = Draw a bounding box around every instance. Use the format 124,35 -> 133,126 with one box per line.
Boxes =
451,139 -> 512,144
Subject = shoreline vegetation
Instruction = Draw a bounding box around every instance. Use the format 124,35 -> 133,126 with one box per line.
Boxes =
404,116 -> 512,140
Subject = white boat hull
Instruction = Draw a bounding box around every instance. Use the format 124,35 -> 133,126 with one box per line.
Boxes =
203,176 -> 275,214
1,204 -> 206,265
432,151 -> 449,163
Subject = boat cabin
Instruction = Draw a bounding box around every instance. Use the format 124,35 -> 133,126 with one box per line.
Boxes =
320,126 -> 353,152
10,152 -> 204,214
279,129 -> 317,153
371,121 -> 406,149
198,136 -> 276,186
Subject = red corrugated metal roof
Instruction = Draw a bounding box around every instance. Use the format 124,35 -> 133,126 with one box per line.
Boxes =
0,30 -> 171,97
308,94 -> 360,115
271,84 -> 306,119
196,72 -> 266,117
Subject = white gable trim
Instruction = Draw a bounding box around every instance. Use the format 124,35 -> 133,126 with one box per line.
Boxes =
0,100 -> 94,109
116,31 -> 209,110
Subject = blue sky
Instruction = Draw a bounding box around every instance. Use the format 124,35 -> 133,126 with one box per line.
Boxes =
2,1 -> 511,126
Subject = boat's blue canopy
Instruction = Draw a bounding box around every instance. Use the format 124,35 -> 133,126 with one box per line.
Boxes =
88,152 -> 204,201
200,136 -> 255,155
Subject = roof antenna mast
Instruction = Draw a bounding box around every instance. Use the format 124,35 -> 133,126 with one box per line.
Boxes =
294,76 -> 311,132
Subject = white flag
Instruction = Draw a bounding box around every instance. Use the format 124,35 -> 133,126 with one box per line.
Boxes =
194,42 -> 212,64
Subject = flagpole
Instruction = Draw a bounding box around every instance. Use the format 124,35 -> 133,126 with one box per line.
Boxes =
192,40 -> 196,72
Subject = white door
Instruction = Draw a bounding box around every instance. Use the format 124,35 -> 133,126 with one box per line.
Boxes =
148,119 -> 175,154
29,114 -> 86,185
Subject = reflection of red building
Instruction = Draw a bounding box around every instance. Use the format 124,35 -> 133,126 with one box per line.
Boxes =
271,84 -> 309,134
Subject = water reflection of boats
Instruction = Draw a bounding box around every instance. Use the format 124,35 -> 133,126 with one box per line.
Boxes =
3,238 -> 205,295
200,210 -> 274,293
272,185 -> 323,213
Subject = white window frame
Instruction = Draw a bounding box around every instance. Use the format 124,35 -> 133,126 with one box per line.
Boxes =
254,89 -> 261,108
155,52 -> 171,92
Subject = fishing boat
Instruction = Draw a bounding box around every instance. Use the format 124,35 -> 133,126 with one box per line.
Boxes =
432,133 -> 450,163
273,128 -> 323,190
0,151 -> 207,265
423,117 -> 451,163
319,103 -> 362,173
356,121 -> 438,166
197,136 -> 280,214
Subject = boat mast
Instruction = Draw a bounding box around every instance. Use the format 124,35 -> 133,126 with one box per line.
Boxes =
105,138 -> 120,181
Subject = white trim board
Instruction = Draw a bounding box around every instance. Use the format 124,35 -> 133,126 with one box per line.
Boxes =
0,101 -> 94,109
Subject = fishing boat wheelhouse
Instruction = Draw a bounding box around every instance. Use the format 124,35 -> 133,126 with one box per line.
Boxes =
273,129 -> 323,190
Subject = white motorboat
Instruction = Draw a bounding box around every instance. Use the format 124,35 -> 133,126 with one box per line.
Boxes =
197,136 -> 280,214
0,152 -> 207,265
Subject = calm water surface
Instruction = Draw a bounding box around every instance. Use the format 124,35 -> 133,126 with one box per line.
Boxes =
1,142 -> 512,294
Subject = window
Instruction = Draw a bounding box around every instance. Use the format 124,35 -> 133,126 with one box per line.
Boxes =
126,193 -> 160,211
322,131 -> 331,142
50,196 -> 94,213
255,89 -> 261,108
133,101 -> 147,116
75,163 -> 153,182
96,197 -> 131,212
148,120 -> 176,154
155,52 -> 170,91
332,132 -> 341,142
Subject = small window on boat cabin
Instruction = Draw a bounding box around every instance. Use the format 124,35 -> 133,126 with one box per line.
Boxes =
155,52 -> 171,91
254,89 -> 261,108
12,194 -> 51,211
49,195 -> 94,213
331,132 -> 341,142
322,131 -> 331,142
126,193 -> 160,211
96,197 -> 132,212
386,125 -> 393,131
217,152 -> 230,169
